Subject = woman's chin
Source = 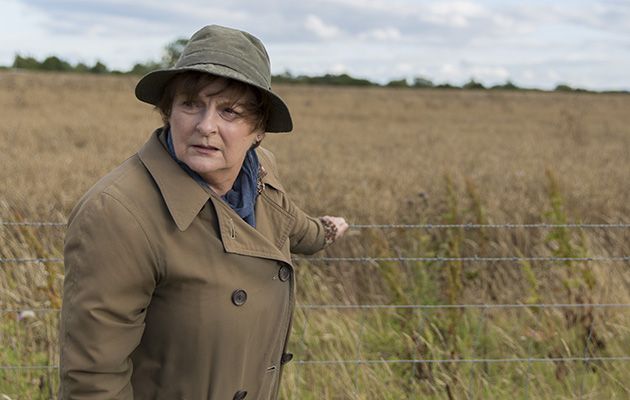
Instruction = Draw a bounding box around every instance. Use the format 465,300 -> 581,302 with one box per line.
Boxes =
183,157 -> 221,175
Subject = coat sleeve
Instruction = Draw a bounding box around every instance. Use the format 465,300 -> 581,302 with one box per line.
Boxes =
59,191 -> 159,399
287,198 -> 327,255
256,147 -> 329,255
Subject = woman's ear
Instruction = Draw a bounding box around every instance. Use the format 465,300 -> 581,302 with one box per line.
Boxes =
251,132 -> 266,149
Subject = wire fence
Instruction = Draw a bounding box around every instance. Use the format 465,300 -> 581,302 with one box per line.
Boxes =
2,220 -> 630,396
3,221 -> 630,229
6,356 -> 630,371
4,303 -> 630,314
3,255 -> 630,264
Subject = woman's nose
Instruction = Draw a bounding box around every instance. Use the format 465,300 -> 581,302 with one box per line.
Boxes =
196,106 -> 219,136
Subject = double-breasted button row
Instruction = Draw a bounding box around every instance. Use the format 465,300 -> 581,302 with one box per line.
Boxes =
233,390 -> 247,400
281,352 -> 294,365
231,289 -> 247,306
278,264 -> 291,282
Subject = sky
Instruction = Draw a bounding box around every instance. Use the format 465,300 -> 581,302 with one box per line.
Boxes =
2,0 -> 630,90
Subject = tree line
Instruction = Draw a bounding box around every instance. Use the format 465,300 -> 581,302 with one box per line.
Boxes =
5,38 -> 188,76
3,39 -> 625,94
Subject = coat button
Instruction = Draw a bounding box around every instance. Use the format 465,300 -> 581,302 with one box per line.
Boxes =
281,352 -> 294,365
278,264 -> 291,282
231,289 -> 247,306
233,390 -> 247,400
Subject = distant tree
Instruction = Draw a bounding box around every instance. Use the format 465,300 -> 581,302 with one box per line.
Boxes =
12,54 -> 41,70
279,70 -> 294,79
129,61 -> 162,76
75,62 -> 90,73
555,84 -> 590,93
306,73 -> 374,86
386,78 -> 409,88
125,37 -> 188,74
491,80 -> 520,91
412,76 -> 434,88
90,61 -> 109,74
40,56 -> 73,71
272,71 -> 376,86
463,79 -> 485,90
272,70 -> 295,83
555,83 -> 574,92
162,38 -> 189,67
435,83 -> 458,89
272,70 -> 296,84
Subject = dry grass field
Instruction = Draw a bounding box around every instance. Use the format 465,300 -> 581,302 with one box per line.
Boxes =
1,70 -> 630,399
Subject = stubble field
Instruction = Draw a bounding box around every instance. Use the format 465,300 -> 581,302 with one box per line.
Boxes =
1,71 -> 630,399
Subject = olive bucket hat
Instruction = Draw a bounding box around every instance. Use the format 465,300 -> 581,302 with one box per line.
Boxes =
135,24 -> 292,133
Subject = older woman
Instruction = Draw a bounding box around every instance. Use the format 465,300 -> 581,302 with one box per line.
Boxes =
59,25 -> 348,400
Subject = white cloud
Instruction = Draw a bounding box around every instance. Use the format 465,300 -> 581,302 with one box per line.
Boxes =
469,66 -> 510,82
360,27 -> 402,41
396,62 -> 412,71
305,14 -> 342,39
423,1 -> 487,28
2,0 -> 630,90
546,69 -> 560,81
430,1 -> 485,16
331,63 -> 347,74
440,63 -> 461,78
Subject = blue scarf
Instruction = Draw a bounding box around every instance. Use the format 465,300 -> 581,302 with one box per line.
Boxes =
166,130 -> 259,227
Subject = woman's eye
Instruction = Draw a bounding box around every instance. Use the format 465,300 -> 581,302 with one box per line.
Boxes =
181,100 -> 202,109
220,107 -> 241,120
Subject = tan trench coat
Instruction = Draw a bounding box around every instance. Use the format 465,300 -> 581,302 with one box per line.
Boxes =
59,129 -> 327,400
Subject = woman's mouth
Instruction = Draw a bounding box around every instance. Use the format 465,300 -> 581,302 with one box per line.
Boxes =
192,144 -> 220,154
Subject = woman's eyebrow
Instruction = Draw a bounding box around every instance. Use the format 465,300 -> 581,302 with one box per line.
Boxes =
216,97 -> 249,108
199,92 -> 240,103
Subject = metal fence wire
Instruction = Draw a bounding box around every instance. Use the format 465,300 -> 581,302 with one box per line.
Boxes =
1,220 -> 630,394
3,221 -> 630,228
3,255 -> 630,264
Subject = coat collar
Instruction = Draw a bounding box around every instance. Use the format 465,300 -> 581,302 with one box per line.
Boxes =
137,128 -> 285,232
138,128 -> 210,231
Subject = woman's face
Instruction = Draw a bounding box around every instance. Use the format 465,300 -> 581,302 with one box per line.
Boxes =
169,78 -> 263,186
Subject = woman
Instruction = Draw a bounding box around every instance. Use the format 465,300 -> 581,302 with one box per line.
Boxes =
59,25 -> 348,400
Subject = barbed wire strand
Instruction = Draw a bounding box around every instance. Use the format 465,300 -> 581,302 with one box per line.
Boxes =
294,356 -> 630,365
296,256 -> 630,263
0,221 -> 66,227
2,221 -> 630,229
2,256 -> 629,264
299,303 -> 630,310
0,258 -> 64,263
4,356 -> 630,370
351,223 -> 630,229
1,308 -> 61,313
3,303 -> 630,314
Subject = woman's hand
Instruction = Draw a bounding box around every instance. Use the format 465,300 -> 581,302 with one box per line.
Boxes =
320,216 -> 349,240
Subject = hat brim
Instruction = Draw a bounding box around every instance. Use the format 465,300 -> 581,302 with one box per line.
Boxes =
135,64 -> 293,133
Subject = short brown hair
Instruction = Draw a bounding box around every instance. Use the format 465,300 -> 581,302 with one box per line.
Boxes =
156,71 -> 270,132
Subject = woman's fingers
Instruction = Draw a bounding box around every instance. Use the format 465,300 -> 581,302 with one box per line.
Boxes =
322,216 -> 349,239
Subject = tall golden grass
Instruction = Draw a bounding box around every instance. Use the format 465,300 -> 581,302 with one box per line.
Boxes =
1,71 -> 629,398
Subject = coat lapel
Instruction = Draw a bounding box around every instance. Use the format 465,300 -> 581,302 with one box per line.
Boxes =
138,129 -> 210,231
211,195 -> 293,265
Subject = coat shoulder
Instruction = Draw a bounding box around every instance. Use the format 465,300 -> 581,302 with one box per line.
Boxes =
67,154 -> 163,228
255,146 -> 277,174
256,146 -> 286,193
